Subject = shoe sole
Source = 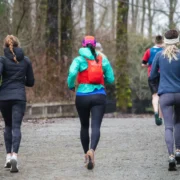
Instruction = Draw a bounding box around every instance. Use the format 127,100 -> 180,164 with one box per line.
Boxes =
10,159 -> 18,173
87,156 -> 93,170
168,161 -> 177,171
175,156 -> 180,165
155,114 -> 162,126
155,120 -> 162,126
4,162 -> 11,168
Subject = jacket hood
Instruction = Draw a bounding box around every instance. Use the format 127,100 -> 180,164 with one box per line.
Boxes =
78,47 -> 98,60
4,47 -> 24,61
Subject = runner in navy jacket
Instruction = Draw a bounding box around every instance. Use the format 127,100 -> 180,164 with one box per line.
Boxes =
0,35 -> 34,173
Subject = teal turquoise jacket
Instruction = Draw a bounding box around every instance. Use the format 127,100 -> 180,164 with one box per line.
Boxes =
67,47 -> 115,93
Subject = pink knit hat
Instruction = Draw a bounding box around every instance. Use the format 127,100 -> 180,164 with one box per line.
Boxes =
82,36 -> 96,47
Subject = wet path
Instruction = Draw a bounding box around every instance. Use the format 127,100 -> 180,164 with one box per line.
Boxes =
0,118 -> 180,180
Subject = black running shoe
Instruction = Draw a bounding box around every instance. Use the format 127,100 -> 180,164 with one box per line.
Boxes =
168,156 -> 177,171
155,113 -> 162,126
175,151 -> 180,165
86,149 -> 95,170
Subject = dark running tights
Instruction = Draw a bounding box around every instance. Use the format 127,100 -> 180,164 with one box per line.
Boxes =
160,93 -> 180,155
0,101 -> 26,154
76,94 -> 106,154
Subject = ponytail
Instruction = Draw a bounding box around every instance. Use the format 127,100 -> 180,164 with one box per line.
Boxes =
163,44 -> 179,62
86,44 -> 98,63
9,39 -> 18,64
4,35 -> 19,64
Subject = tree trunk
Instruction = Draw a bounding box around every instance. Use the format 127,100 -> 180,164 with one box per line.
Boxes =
12,0 -> 31,37
36,0 -> 47,46
111,0 -> 115,40
131,0 -> 134,31
116,0 -> 131,111
168,0 -> 177,29
0,0 -> 11,54
61,0 -> 72,66
45,0 -> 59,94
134,0 -> 139,31
30,0 -> 36,36
147,0 -> 152,38
86,0 -> 94,35
141,0 -> 145,35
0,0 -> 10,33
61,0 -> 73,100
46,0 -> 58,60
131,0 -> 139,32
58,0 -> 61,63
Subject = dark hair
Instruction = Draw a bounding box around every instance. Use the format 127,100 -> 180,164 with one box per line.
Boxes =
86,43 -> 98,63
155,35 -> 163,44
165,30 -> 179,39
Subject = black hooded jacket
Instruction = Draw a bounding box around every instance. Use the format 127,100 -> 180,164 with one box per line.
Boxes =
0,47 -> 34,101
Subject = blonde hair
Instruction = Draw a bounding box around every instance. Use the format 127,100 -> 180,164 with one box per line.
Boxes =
3,35 -> 20,64
163,44 -> 179,63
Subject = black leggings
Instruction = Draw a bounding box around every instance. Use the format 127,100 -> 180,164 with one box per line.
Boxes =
0,100 -> 26,154
76,94 -> 106,154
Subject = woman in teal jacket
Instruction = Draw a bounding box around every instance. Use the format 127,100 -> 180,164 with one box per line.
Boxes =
67,36 -> 114,170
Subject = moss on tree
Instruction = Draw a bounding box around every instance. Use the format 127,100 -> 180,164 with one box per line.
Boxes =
116,0 -> 132,111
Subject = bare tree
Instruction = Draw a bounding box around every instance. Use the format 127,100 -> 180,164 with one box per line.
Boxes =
141,0 -> 145,35
29,0 -> 37,36
12,0 -> 31,39
131,0 -> 139,32
58,0 -> 61,62
112,0 -> 116,39
86,0 -> 94,35
0,0 -> 11,54
157,0 -> 178,29
168,0 -> 177,29
61,0 -> 72,64
147,0 -> 156,38
116,0 -> 131,111
46,0 -> 58,61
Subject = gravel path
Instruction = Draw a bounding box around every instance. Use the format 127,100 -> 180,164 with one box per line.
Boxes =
0,117 -> 180,180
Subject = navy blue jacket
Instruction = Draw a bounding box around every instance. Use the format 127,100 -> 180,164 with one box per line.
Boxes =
150,50 -> 180,95
0,47 -> 35,101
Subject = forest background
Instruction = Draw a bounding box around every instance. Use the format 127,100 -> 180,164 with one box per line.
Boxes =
0,0 -> 180,113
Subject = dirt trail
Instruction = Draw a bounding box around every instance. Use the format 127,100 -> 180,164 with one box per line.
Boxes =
0,117 -> 180,180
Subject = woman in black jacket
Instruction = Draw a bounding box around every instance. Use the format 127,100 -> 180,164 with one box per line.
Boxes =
0,35 -> 34,173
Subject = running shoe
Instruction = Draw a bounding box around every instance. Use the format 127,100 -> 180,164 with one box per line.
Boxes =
175,150 -> 180,165
154,113 -> 162,126
86,149 -> 95,170
10,155 -> 19,173
158,118 -> 163,125
168,155 -> 177,171
4,154 -> 11,168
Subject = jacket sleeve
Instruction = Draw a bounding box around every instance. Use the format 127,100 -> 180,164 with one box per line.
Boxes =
102,57 -> 115,84
149,52 -> 160,80
142,49 -> 150,63
25,57 -> 35,87
0,57 -> 4,76
67,57 -> 80,89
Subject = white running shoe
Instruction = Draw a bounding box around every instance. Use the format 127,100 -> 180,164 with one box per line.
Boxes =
10,155 -> 19,173
4,154 -> 11,168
